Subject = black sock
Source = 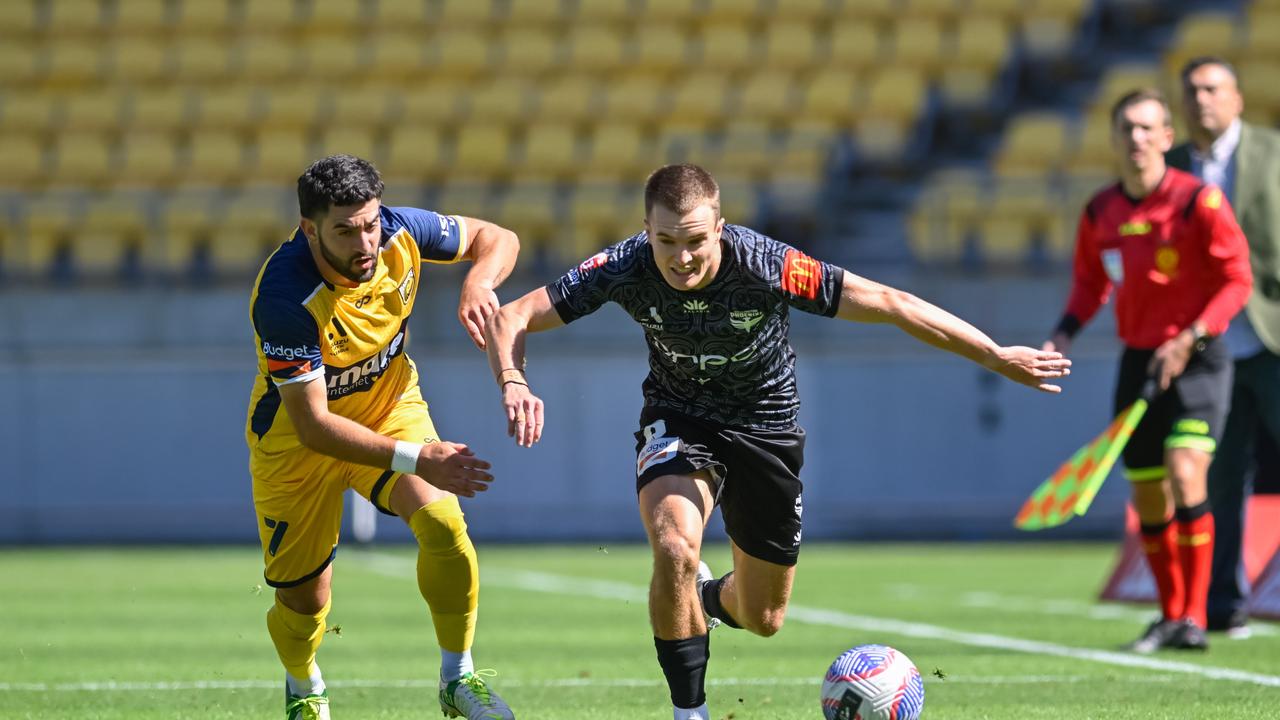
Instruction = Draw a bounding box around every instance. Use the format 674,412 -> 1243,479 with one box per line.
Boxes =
700,573 -> 742,629
654,635 -> 709,709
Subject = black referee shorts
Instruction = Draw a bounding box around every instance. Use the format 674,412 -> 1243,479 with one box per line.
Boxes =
633,407 -> 806,566
1114,338 -> 1232,480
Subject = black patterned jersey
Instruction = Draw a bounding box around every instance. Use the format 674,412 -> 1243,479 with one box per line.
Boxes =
547,225 -> 844,430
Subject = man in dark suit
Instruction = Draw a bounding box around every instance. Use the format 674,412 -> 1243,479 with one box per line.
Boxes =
1168,56 -> 1280,638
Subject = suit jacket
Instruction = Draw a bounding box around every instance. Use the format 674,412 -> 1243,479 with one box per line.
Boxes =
1169,123 -> 1280,354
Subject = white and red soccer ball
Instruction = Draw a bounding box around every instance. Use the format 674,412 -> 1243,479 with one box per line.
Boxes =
821,644 -> 925,720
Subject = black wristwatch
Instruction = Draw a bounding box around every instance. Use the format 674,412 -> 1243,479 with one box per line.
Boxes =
1190,324 -> 1212,353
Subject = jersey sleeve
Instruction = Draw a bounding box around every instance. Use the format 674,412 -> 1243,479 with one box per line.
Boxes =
764,240 -> 844,317
1193,186 -> 1253,335
252,293 -> 325,386
1062,205 -> 1111,330
385,206 -> 468,263
544,248 -> 621,324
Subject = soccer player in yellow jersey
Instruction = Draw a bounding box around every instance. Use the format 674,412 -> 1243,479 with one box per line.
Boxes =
246,155 -> 518,720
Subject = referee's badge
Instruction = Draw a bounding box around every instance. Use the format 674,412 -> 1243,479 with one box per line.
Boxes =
1102,248 -> 1124,284
1155,246 -> 1179,277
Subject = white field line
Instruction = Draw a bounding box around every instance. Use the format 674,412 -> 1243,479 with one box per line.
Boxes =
0,674 -> 1185,693
886,583 -> 1278,637
356,553 -> 1280,689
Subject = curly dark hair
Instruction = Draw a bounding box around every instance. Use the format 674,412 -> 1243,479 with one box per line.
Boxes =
297,154 -> 384,220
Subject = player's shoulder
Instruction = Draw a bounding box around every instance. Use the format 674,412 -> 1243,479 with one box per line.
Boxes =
252,233 -> 326,309
1162,168 -> 1221,213
379,204 -> 445,240
1084,182 -> 1126,221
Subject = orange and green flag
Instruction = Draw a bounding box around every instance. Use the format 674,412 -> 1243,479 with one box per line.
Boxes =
1014,397 -> 1150,531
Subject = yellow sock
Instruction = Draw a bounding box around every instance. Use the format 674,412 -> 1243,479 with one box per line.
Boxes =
410,496 -> 478,653
266,596 -> 330,683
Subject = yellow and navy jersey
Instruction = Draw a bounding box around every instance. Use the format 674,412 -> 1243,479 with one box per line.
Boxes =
246,205 -> 468,457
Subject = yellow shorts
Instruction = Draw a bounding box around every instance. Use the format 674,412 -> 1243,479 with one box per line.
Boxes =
251,387 -> 439,588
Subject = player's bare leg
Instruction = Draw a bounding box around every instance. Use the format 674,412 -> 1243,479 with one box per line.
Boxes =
389,473 -> 514,719
272,568 -> 333,719
712,541 -> 795,637
639,472 -> 715,720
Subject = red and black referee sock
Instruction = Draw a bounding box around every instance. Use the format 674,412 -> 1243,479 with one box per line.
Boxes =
1174,501 -> 1214,630
1139,518 -> 1185,622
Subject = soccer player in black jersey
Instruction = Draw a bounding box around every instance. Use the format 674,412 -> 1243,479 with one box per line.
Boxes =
485,164 -> 1071,720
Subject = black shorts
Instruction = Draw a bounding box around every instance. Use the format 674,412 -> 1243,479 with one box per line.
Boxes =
1114,339 -> 1232,480
633,407 -> 806,566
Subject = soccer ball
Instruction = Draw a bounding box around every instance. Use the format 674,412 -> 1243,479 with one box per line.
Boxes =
820,644 -> 925,720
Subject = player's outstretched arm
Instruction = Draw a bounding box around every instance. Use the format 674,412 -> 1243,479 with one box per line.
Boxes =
276,378 -> 494,497
457,217 -> 520,350
485,287 -> 565,446
835,271 -> 1071,393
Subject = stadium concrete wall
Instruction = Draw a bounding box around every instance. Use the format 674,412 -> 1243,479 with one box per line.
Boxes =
0,278 -> 1132,545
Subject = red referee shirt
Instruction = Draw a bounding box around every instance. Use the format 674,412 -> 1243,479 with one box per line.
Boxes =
1063,168 -> 1252,350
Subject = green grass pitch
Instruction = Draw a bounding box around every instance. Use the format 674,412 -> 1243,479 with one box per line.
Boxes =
2,543 -> 1277,719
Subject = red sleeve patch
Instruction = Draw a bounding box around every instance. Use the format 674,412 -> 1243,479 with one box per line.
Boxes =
578,252 -> 608,274
780,249 -> 822,300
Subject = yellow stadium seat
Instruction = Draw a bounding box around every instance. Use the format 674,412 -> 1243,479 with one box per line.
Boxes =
601,76 -> 663,121
108,38 -> 168,84
1238,60 -> 1280,122
436,0 -> 497,24
258,85 -> 324,131
116,132 -> 179,188
182,131 -> 246,185
910,168 -> 984,262
507,0 -> 567,23
495,184 -> 560,249
864,67 -> 926,123
0,41 -> 40,85
1091,63 -> 1161,113
0,134 -> 46,188
453,124 -> 513,178
326,85 -> 398,129
110,0 -> 169,32
801,69 -> 860,125
760,23 -> 818,70
900,0 -> 960,20
193,87 -> 260,130
829,21 -> 881,69
466,78 -> 536,123
940,67 -> 996,108
855,118 -> 910,165
584,123 -> 647,178
0,1 -> 38,37
643,0 -> 700,22
373,0 -> 428,27
654,123 -> 710,165
49,133 -> 113,187
23,196 -> 77,274
498,29 -> 559,75
777,0 -> 836,21
171,37 -> 231,82
79,192 -> 148,274
892,18 -> 945,75
249,130 -> 314,184
980,178 -> 1061,265
316,128 -> 380,164
160,192 -> 218,271
1066,112 -> 1115,177
1169,13 -> 1239,64
173,0 -> 232,32
520,124 -> 581,179
534,77 -> 598,122
304,1 -> 366,30
968,0 -> 1027,19
696,24 -> 753,71
953,17 -> 1011,72
714,173 -> 756,225
61,91 -> 126,132
434,182 -> 495,220
0,92 -> 60,134
399,81 -> 467,124
835,0 -> 896,19
129,88 -> 193,132
574,0 -> 636,22
716,121 -> 775,178
429,30 -> 491,77
368,34 -> 429,77
774,125 -> 834,178
43,43 -> 104,86
240,0 -> 300,30
633,25 -> 691,73
566,26 -> 626,71
1246,12 -> 1280,60
669,73 -> 731,124
569,182 -> 629,261
239,36 -> 301,82
1020,16 -> 1075,58
703,0 -> 763,21
46,0 -> 105,34
216,192 -> 290,275
383,126 -> 447,182
738,72 -> 798,120
300,36 -> 366,78
993,112 -> 1071,178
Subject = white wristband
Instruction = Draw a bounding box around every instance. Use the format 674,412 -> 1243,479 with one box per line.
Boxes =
391,440 -> 423,475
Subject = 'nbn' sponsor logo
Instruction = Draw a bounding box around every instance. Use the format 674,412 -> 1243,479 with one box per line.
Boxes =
262,341 -> 315,361
325,329 -> 406,397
